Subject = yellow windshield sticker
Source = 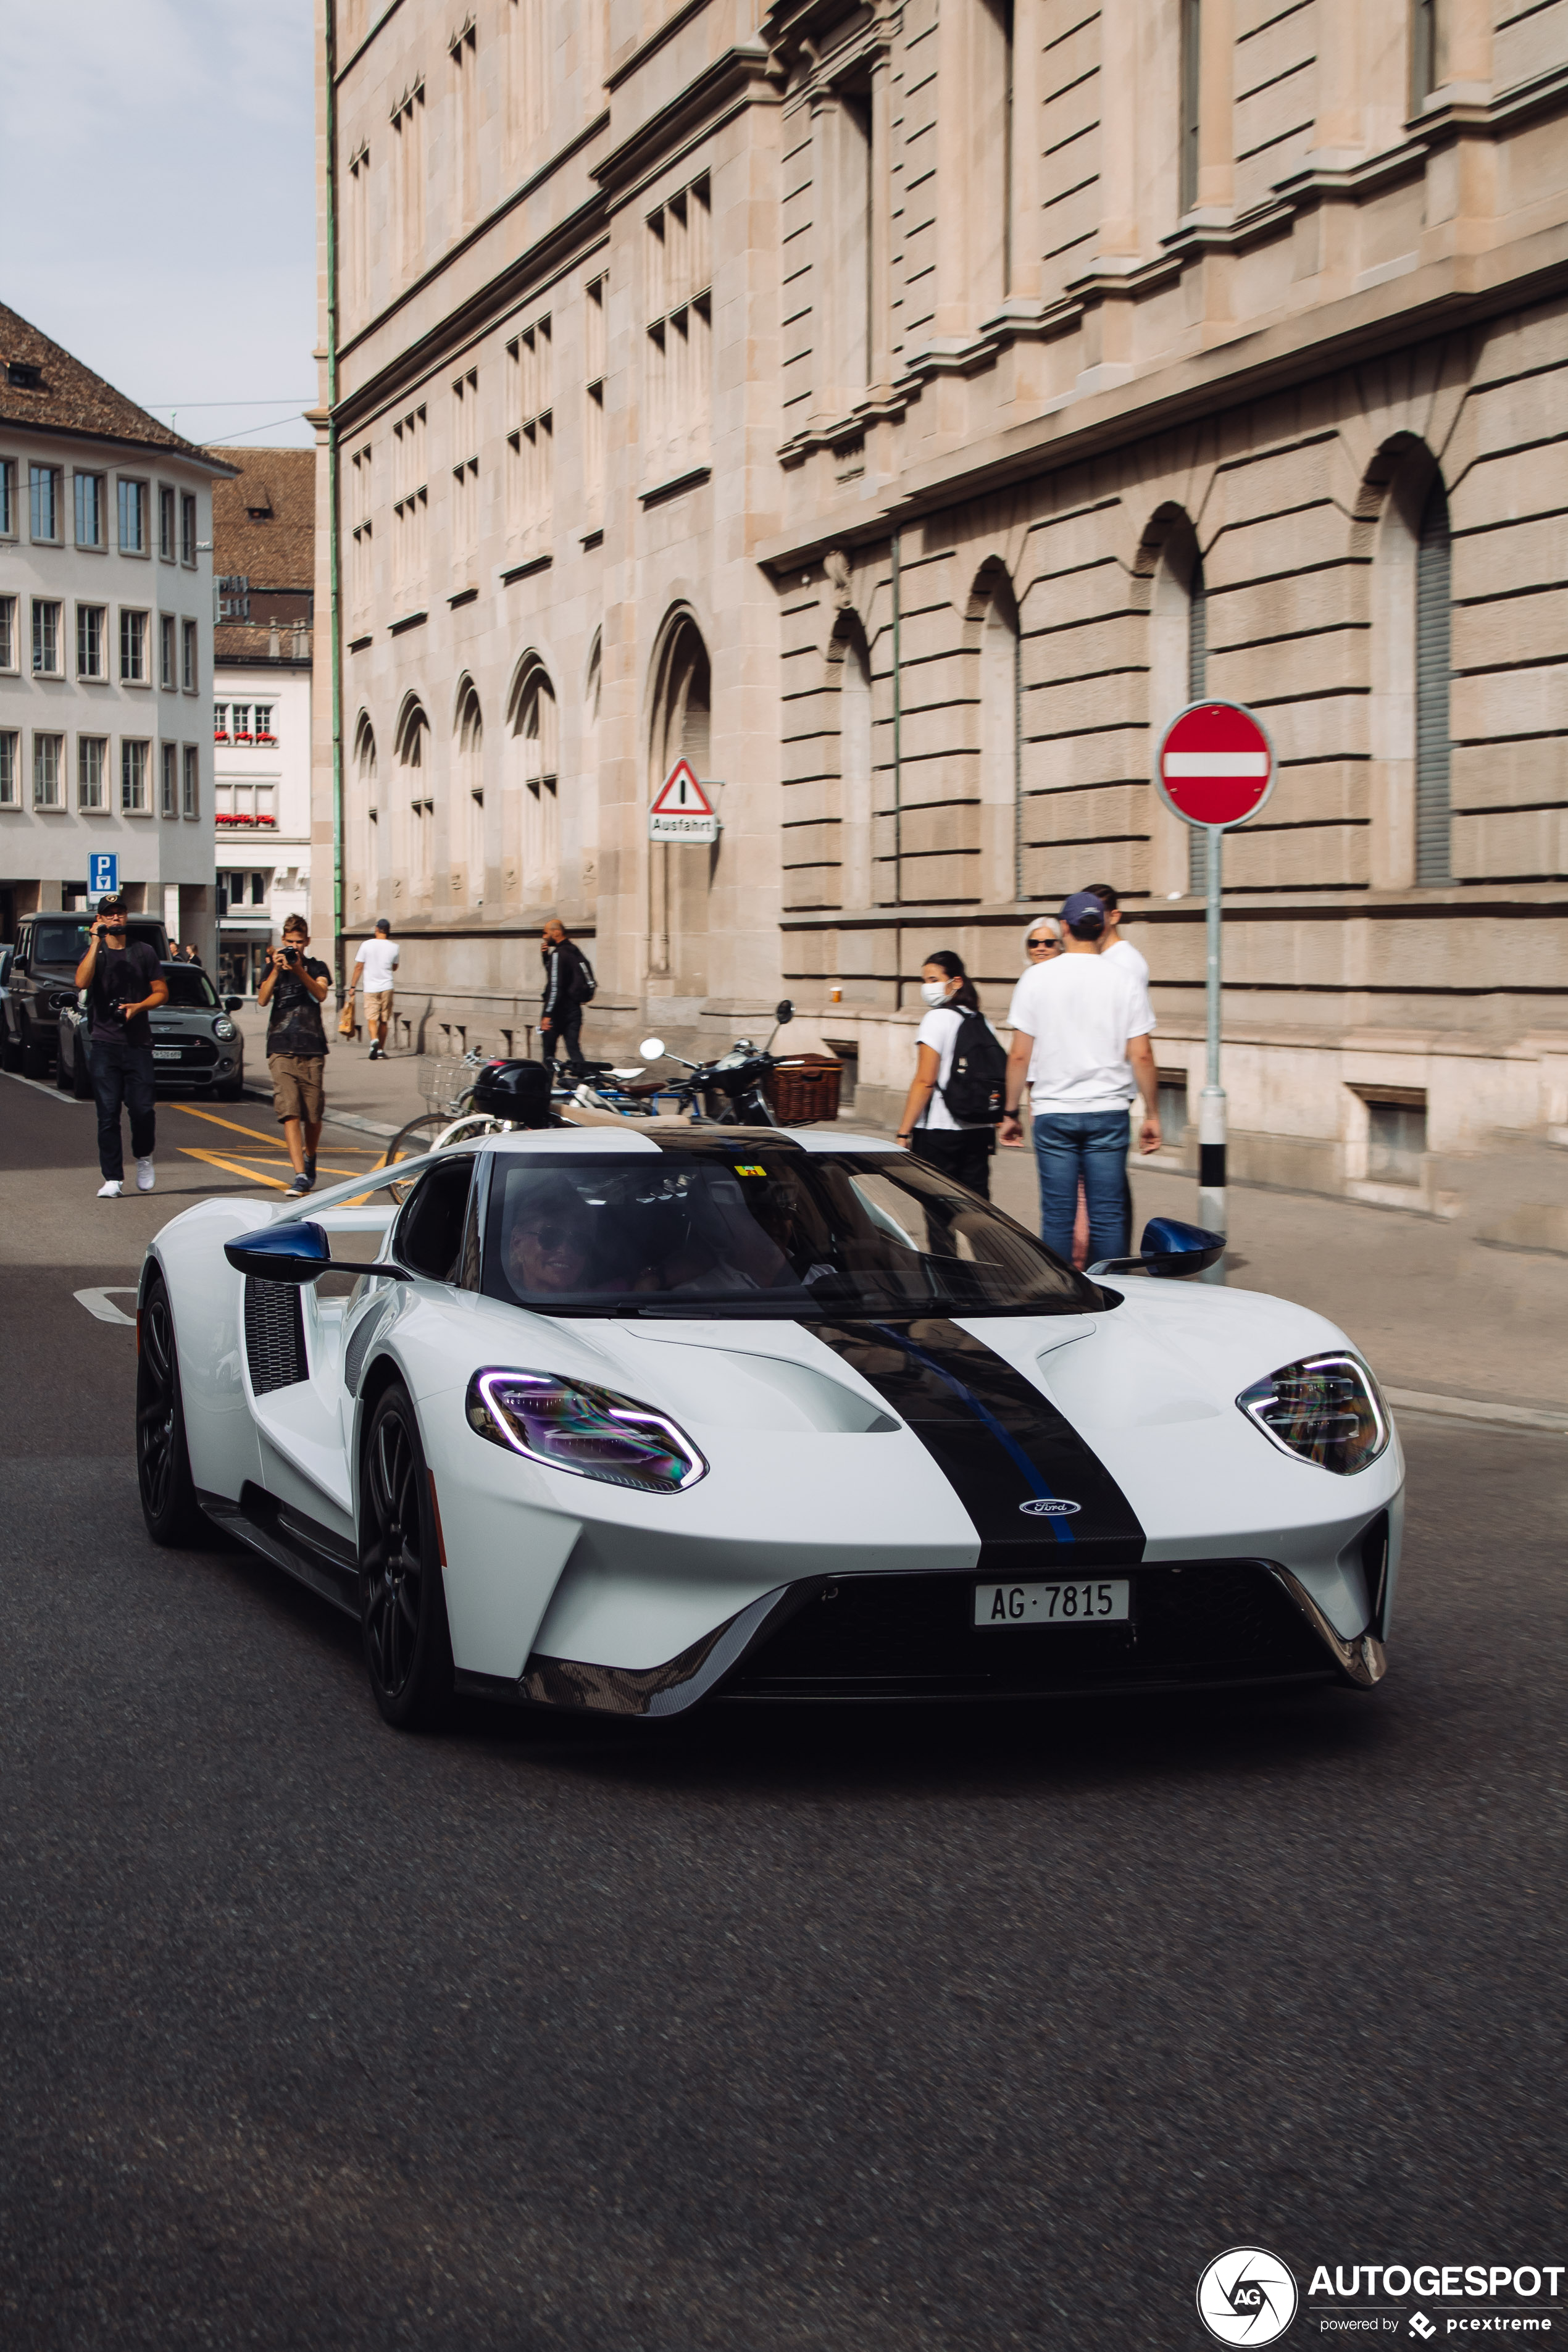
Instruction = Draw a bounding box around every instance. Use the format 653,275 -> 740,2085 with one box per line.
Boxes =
733,1164 -> 767,1177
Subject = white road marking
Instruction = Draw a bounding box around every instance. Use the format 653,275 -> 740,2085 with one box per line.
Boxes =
74,1287 -> 138,1327
1,1069 -> 87,1103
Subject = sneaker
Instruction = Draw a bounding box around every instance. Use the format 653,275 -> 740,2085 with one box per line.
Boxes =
367,1042 -> 381,1061
286,1173 -> 314,1196
97,1178 -> 123,1198
135,1157 -> 156,1193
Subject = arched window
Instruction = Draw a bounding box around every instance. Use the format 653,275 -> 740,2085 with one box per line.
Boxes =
975,572 -> 1020,904
454,677 -> 483,904
582,631 -> 602,903
507,661 -> 559,904
1366,438 -> 1448,890
1145,512 -> 1206,895
836,623 -> 873,911
348,713 -> 377,919
1414,475 -> 1451,885
393,696 -> 432,901
647,613 -> 712,981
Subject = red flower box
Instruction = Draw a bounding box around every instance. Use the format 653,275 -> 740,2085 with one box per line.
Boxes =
214,730 -> 229,743
235,732 -> 253,744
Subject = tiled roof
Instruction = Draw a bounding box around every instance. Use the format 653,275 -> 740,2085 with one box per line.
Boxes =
215,620 -> 314,666
0,302 -> 227,465
208,446 -> 317,591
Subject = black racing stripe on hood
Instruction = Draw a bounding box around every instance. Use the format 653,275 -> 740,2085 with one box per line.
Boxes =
808,1317 -> 1145,1569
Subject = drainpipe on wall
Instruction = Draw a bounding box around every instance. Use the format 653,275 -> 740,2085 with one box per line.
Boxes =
324,0 -> 346,998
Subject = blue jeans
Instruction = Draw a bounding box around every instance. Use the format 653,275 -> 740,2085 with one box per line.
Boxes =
89,1035 -> 156,1181
1033,1109 -> 1133,1267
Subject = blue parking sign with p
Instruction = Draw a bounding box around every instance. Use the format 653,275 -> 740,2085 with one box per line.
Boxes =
88,853 -> 118,899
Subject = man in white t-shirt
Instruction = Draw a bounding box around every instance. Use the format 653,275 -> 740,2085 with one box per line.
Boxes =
1088,882 -> 1153,1004
999,891 -> 1161,1265
351,919 -> 400,1059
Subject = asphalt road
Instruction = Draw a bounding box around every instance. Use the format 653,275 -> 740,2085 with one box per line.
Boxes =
1,1072 -> 1564,2351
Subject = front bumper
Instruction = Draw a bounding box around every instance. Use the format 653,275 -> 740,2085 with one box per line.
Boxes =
502,1558 -> 1386,1717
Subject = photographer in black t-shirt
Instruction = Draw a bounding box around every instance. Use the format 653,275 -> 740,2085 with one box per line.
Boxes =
73,896 -> 169,1198
257,914 -> 332,1196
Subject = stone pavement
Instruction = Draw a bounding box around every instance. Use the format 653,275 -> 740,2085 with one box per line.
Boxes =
235,1006 -> 1566,1426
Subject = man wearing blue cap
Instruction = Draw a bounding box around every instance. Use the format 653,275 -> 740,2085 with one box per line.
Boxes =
999,890 -> 1161,1265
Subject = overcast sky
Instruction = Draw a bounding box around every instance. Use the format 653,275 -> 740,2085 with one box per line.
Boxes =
1,0 -> 317,451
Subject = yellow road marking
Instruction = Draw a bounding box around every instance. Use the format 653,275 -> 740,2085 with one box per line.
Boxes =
166,1101 -> 377,1157
181,1147 -> 293,1190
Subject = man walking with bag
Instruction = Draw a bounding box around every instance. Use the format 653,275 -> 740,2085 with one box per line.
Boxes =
999,890 -> 1161,1264
540,918 -> 594,1080
351,919 -> 399,1060
75,896 -> 168,1198
259,915 -> 332,1196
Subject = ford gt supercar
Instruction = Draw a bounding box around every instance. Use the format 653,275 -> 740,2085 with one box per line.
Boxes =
135,1125 -> 1403,1728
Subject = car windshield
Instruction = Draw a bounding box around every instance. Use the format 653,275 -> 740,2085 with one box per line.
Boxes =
159,964 -> 219,1008
482,1148 -> 1104,1318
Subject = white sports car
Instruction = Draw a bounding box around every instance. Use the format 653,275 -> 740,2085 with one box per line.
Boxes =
135,1123 -> 1402,1729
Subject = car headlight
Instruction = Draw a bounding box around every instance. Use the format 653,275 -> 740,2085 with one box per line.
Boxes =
465,1369 -> 707,1495
214,1018 -> 237,1040
1236,1351 -> 1391,1475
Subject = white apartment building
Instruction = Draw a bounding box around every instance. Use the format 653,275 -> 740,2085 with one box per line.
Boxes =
0,304 -> 225,948
208,449 -> 316,995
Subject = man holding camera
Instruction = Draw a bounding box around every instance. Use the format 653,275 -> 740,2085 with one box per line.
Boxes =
257,914 -> 332,1197
74,896 -> 169,1198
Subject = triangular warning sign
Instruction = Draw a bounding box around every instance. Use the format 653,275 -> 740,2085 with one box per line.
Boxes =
651,758 -> 715,817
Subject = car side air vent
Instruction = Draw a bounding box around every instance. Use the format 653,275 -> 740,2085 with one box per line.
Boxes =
343,1291 -> 394,1397
244,1277 -> 309,1395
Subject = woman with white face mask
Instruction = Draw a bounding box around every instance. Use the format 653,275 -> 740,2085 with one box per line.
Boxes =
895,950 -> 996,1198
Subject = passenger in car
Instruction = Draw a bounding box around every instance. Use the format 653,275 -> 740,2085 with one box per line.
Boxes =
504,1181 -> 613,1297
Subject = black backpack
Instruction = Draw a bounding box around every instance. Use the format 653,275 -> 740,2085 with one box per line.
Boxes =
572,946 -> 597,1003
940,1006 -> 1009,1125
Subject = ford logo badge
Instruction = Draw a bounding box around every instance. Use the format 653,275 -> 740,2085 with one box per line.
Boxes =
1019,1497 -> 1081,1517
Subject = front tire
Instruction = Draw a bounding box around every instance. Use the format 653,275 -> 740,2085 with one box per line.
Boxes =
136,1277 -> 207,1546
359,1383 -> 454,1730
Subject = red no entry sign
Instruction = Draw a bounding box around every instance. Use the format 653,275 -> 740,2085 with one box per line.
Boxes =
1156,700 -> 1275,828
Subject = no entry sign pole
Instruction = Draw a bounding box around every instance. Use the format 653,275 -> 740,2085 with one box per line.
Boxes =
1155,700 -> 1277,1284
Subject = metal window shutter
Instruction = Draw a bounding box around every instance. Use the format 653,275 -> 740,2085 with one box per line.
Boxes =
1187,565 -> 1208,893
1415,477 -> 1452,885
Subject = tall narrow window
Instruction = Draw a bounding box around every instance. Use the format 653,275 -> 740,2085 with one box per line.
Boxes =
451,369 -> 479,577
347,144 -> 371,319
391,406 -> 428,603
822,94 -> 872,406
1180,0 -> 1202,214
0,732 -> 17,806
34,733 -> 64,809
33,599 -> 62,675
511,0 -> 548,158
0,459 -> 14,536
182,744 -> 199,817
79,736 -> 107,811
161,741 -> 179,817
584,274 -> 607,522
350,443 -> 373,613
0,595 -> 15,670
120,739 -> 149,812
119,479 -> 148,554
349,715 -> 378,917
181,492 -> 198,565
456,678 -> 484,901
582,632 -> 601,900
978,579 -> 1021,904
1186,557 -> 1209,891
182,619 -> 197,691
392,83 -> 425,281
395,698 -> 433,899
77,604 -> 106,680
30,464 -> 60,541
1411,0 -> 1443,107
1415,475 -> 1451,885
120,608 -> 149,683
160,613 -> 177,690
159,484 -> 176,559
450,22 -> 478,233
514,668 -> 559,901
75,472 -> 105,549
974,0 -> 1014,308
506,319 -> 552,550
644,178 -> 712,483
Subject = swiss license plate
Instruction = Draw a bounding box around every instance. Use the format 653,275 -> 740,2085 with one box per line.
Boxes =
974,1578 -> 1131,1628
152,1048 -> 182,1060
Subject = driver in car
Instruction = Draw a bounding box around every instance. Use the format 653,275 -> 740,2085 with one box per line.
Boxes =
504,1182 -> 610,1297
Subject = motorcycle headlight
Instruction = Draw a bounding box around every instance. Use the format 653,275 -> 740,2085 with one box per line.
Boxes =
465,1369 -> 707,1495
1236,1351 -> 1391,1475
214,1018 -> 237,1041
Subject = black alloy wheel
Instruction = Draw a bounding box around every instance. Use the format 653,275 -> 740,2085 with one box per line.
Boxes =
359,1383 -> 453,1730
136,1277 -> 207,1546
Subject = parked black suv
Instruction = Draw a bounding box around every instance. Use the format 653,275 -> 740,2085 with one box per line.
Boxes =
1,911 -> 169,1078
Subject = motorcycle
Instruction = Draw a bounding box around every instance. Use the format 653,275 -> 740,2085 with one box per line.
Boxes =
639,1000 -> 795,1125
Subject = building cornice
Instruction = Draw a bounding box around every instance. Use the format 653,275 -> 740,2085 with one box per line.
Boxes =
758,219 -> 1568,573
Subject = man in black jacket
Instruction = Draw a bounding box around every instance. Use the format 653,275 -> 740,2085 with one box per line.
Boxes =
540,919 -> 591,1079
74,897 -> 169,1198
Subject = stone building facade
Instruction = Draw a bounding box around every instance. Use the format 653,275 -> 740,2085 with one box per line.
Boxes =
315,0 -> 1567,1191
